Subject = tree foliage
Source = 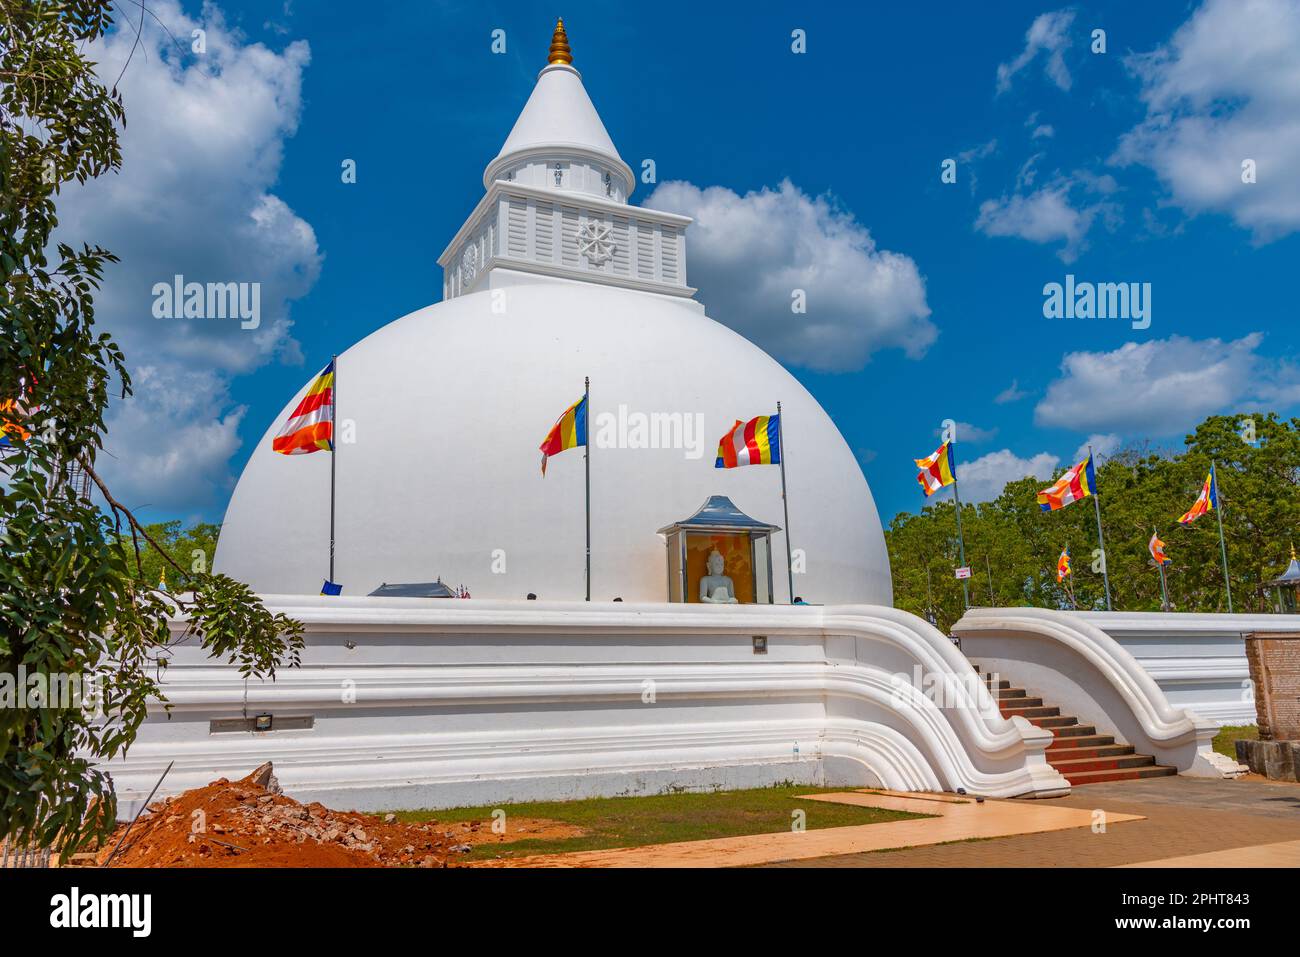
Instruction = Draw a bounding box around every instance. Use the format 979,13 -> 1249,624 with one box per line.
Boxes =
119,520 -> 221,590
887,414 -> 1300,633
1,0 -> 302,857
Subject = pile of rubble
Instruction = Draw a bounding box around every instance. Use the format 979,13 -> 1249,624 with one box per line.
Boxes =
100,763 -> 470,868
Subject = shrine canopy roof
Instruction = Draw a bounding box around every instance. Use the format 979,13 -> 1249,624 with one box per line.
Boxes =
367,580 -> 457,598
1264,552 -> 1300,587
657,495 -> 781,536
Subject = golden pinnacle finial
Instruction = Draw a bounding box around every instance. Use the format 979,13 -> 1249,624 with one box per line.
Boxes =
548,17 -> 573,65
1291,542 -> 1297,562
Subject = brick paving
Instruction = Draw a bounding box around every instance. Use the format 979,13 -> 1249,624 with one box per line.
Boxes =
763,776 -> 1300,867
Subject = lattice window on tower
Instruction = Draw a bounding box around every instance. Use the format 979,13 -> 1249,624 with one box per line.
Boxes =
610,216 -> 630,275
635,222 -> 655,280
661,227 -> 680,283
506,197 -> 528,258
561,206 -> 581,267
534,200 -> 555,263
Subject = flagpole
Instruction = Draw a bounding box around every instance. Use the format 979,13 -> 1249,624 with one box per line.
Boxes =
1155,528 -> 1169,611
1089,444 -> 1112,611
329,353 -> 337,583
584,376 -> 591,602
1212,460 -> 1233,613
776,401 -> 795,603
950,448 -> 970,609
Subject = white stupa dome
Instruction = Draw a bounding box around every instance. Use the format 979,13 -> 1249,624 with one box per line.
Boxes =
214,22 -> 892,605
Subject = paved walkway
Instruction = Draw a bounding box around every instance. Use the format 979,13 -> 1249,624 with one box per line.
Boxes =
486,790 -> 1143,868
1117,838 -> 1300,868
764,776 -> 1300,868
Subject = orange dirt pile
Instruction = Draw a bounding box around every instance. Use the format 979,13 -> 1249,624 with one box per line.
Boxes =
99,764 -> 464,868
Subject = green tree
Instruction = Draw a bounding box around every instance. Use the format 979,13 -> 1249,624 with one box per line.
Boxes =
1,1 -> 302,858
119,521 -> 222,590
886,415 -> 1300,631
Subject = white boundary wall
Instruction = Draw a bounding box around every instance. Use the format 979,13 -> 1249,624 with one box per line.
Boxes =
952,608 -> 1253,778
100,598 -> 1068,816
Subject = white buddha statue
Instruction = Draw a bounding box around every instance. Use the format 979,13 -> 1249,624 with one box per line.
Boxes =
699,549 -> 738,603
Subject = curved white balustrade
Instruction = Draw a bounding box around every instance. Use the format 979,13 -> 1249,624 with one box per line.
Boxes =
1071,611 -> 1300,726
952,607 -> 1247,778
101,598 -> 1068,816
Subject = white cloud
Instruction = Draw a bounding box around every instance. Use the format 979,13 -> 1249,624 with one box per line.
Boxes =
1034,333 -> 1299,434
644,180 -> 934,372
975,178 -> 1115,262
995,379 -> 1028,404
1073,433 -> 1123,463
1031,124 -> 1055,140
997,10 -> 1076,94
957,449 -> 1061,503
958,139 -> 999,163
54,1 -> 319,512
1114,0 -> 1300,241
942,422 -> 998,444
98,366 -> 246,513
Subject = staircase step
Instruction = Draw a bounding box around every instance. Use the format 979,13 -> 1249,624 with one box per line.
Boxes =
1047,733 -> 1115,750
1060,764 -> 1178,785
1049,753 -> 1155,773
1046,723 -> 1097,737
985,678 -> 1011,690
1046,744 -> 1134,760
1000,705 -> 1060,719
1028,714 -> 1080,728
996,687 -> 1027,699
997,696 -> 1044,708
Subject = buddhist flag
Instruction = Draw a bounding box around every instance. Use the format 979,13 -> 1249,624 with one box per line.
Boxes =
1149,531 -> 1170,565
1,377 -> 36,448
1177,468 -> 1218,525
540,394 -> 587,475
1037,454 -> 1096,511
914,441 -> 956,497
1057,546 -> 1071,583
0,398 -> 30,448
273,360 -> 335,455
715,414 -> 781,468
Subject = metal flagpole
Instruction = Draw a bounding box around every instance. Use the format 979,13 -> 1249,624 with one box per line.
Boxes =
329,353 -> 337,583
985,553 -> 995,606
950,454 -> 970,609
1089,445 -> 1112,611
776,401 -> 795,603
1155,528 -> 1169,611
1212,460 -> 1233,613
584,376 -> 591,602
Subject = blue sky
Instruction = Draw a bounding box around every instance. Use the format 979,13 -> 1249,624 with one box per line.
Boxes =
68,0 -> 1300,527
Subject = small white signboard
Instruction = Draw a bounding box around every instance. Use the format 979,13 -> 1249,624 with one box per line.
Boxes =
954,566 -> 972,580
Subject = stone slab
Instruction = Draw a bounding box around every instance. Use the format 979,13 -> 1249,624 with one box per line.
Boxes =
1244,632 -> 1300,740
1236,738 -> 1300,781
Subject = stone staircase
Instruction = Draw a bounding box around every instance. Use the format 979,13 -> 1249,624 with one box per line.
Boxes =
972,664 -> 1178,785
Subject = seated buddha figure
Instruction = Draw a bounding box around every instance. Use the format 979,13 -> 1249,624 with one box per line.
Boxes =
698,549 -> 739,604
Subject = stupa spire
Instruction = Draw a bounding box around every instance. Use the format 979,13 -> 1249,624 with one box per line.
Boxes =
548,18 -> 573,65
482,17 -> 633,199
